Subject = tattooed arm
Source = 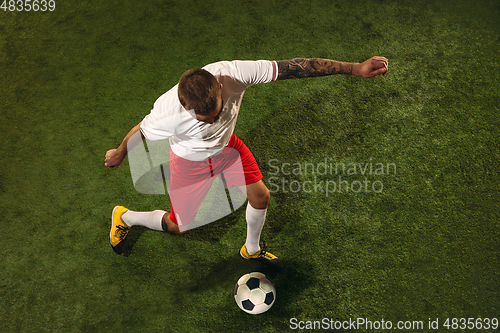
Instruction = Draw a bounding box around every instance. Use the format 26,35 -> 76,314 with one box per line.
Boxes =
276,56 -> 388,80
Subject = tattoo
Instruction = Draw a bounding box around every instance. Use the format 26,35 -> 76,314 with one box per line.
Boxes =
277,58 -> 353,80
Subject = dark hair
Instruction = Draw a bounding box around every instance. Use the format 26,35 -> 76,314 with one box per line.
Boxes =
178,68 -> 220,115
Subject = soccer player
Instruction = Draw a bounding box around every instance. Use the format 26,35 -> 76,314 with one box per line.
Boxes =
104,56 -> 388,270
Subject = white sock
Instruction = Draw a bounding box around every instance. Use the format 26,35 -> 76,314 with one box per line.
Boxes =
122,210 -> 166,231
245,202 -> 267,255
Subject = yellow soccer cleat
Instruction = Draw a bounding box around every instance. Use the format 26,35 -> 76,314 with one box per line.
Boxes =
240,244 -> 283,271
110,206 -> 130,255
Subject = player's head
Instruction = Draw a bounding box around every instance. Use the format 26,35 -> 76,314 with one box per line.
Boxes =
178,68 -> 223,123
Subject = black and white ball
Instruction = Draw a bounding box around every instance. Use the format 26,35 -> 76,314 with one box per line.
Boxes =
234,272 -> 276,314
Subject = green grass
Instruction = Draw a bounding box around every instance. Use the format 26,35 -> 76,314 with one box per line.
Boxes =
1,0 -> 499,332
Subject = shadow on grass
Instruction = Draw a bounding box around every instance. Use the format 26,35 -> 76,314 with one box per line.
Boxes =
182,205 -> 245,243
122,226 -> 148,257
175,252 -> 317,314
167,256 -> 319,330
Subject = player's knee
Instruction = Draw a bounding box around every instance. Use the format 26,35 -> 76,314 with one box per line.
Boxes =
262,187 -> 270,207
161,213 -> 187,235
250,187 -> 270,209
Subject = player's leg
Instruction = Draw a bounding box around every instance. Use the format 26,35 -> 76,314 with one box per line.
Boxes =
239,180 -> 282,270
121,208 -> 183,234
110,189 -> 208,253
213,137 -> 268,255
220,133 -> 283,270
109,206 -> 183,255
243,179 -> 270,255
109,188 -> 214,254
110,151 -> 218,253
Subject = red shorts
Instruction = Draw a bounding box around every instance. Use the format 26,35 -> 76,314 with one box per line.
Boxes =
168,133 -> 261,225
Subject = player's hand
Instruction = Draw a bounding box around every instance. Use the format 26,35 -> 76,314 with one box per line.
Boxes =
355,56 -> 388,78
104,149 -> 124,168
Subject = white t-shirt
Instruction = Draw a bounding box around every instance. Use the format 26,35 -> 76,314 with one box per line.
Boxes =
140,60 -> 278,161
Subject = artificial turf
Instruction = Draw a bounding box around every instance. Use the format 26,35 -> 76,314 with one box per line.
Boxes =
1,0 -> 499,332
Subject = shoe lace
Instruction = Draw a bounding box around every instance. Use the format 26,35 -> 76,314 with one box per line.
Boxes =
258,240 -> 273,259
116,225 -> 130,241
258,249 -> 273,259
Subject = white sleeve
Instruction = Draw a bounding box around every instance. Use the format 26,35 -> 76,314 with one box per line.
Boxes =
140,112 -> 174,141
233,60 -> 278,87
205,60 -> 278,89
139,86 -> 181,141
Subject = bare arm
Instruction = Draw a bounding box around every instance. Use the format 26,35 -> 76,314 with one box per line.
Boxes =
276,56 -> 388,80
104,122 -> 143,168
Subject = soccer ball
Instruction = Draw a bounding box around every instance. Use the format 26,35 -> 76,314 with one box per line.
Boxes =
234,272 -> 276,314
